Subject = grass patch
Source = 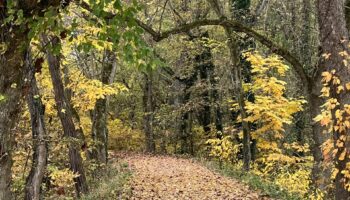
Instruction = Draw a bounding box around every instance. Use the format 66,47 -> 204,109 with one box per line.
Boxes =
81,161 -> 132,200
198,158 -> 303,200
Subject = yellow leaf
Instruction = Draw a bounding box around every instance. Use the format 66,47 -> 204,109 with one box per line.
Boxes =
321,72 -> 332,83
339,150 -> 346,161
345,83 -> 350,90
337,86 -> 344,94
322,53 -> 331,60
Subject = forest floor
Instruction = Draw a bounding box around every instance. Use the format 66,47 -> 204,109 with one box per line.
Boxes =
117,153 -> 270,200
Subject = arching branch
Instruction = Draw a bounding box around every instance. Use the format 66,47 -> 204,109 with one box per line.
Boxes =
77,1 -> 310,87
136,18 -> 310,86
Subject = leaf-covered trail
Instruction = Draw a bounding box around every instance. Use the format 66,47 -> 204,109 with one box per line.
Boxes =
121,154 -> 269,200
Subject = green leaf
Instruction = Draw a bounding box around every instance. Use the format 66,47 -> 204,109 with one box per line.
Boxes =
0,94 -> 6,102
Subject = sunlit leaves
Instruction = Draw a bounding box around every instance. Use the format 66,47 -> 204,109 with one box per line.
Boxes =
48,166 -> 80,189
67,68 -> 128,111
230,52 -> 310,194
0,94 -> 5,102
241,52 -> 305,139
322,71 -> 332,83
206,136 -> 240,162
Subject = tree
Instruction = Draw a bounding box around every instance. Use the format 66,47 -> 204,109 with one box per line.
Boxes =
0,2 -> 67,198
24,49 -> 48,200
143,72 -> 156,153
91,50 -> 116,163
43,35 -> 89,196
315,0 -> 350,198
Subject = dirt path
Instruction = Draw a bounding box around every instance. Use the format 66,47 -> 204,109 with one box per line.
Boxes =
121,154 -> 269,200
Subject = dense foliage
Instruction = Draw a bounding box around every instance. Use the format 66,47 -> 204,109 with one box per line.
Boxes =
1,0 -> 350,199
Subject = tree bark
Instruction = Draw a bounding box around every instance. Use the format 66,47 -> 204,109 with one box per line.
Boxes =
316,0 -> 350,198
62,65 -> 89,159
0,2 -> 70,198
345,0 -> 350,32
143,72 -> 156,153
195,32 -> 215,134
308,83 -> 329,192
24,49 -> 48,200
0,8 -> 28,199
0,31 -> 26,200
43,35 -> 88,197
91,50 -> 115,163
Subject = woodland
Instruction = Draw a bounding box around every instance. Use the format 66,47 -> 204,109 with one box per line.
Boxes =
2,0 -> 350,199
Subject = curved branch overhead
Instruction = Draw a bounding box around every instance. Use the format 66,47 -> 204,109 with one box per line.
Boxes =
77,0 -> 310,89
136,18 -> 310,87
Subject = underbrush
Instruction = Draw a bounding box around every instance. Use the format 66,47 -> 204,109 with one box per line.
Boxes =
81,161 -> 132,200
197,158 -> 304,200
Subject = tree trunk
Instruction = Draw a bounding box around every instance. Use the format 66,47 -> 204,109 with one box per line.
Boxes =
316,0 -> 350,198
226,31 -> 252,169
0,40 -> 26,200
345,0 -> 350,32
0,16 -> 28,200
91,50 -> 115,163
196,35 -> 213,134
209,0 -> 252,170
62,65 -> 88,159
0,2 -> 68,199
43,35 -> 88,197
308,83 -> 329,192
143,72 -> 156,153
24,49 -> 48,200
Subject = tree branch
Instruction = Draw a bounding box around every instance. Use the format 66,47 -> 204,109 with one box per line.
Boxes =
77,0 -> 310,86
137,18 -> 310,85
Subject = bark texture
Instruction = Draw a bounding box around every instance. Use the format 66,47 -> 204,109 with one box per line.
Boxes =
24,49 -> 48,200
91,50 -> 115,163
0,29 -> 26,200
43,35 -> 88,196
0,2 -> 69,198
143,72 -> 156,153
316,0 -> 350,198
0,6 -> 28,199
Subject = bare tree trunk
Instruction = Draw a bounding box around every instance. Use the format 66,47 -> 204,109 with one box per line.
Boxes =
42,35 -> 88,197
196,34 -> 213,134
24,49 -> 48,200
143,72 -> 156,153
230,50 -> 252,171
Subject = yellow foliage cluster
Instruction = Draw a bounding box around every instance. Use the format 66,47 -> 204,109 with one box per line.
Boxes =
48,166 -> 79,188
67,68 -> 128,111
108,118 -> 145,151
244,52 -> 305,141
241,52 -> 305,156
274,167 -> 311,196
206,136 -> 240,162
233,52 -> 311,195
